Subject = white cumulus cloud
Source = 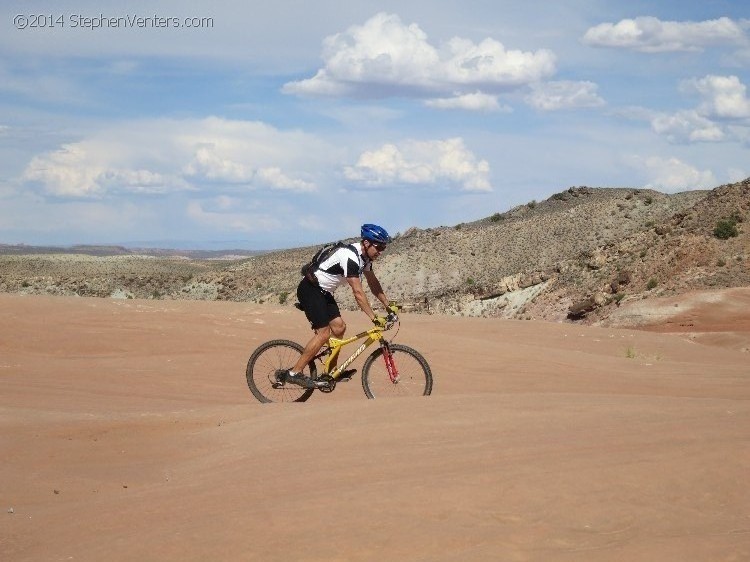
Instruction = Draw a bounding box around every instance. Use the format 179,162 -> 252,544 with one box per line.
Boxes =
651,110 -> 725,143
525,81 -> 605,111
23,142 -> 190,198
255,167 -> 316,191
684,74 -> 750,119
424,92 -> 508,112
183,143 -> 256,183
582,16 -> 747,53
651,75 -> 750,143
636,156 -> 717,192
21,117 -> 323,198
344,138 -> 491,192
283,12 -> 555,108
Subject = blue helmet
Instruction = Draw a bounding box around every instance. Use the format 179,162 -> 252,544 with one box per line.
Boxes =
361,223 -> 391,244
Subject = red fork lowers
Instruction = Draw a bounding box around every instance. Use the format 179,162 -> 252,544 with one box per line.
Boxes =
382,345 -> 400,383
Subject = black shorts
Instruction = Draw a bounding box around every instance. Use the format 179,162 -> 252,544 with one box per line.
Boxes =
296,277 -> 341,329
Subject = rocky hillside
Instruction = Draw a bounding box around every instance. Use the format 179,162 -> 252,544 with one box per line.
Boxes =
1,179 -> 748,326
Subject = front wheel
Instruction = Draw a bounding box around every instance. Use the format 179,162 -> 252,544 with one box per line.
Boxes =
362,343 -> 433,399
246,340 -> 317,403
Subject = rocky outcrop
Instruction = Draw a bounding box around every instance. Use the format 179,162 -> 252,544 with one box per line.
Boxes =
1,179 -> 748,324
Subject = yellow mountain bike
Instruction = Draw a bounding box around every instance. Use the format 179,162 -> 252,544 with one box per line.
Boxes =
245,313 -> 433,403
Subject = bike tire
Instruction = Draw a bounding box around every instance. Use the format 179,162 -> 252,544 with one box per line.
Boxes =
246,339 -> 317,403
361,343 -> 433,399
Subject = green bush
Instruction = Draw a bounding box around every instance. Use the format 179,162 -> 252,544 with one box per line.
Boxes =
646,278 -> 658,290
490,213 -> 503,222
278,291 -> 289,304
714,219 -> 739,240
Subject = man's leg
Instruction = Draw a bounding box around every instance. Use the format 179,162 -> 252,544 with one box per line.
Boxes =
290,314 -> 345,373
291,325 -> 330,374
328,316 -> 346,338
326,316 -> 360,380
282,282 -> 344,387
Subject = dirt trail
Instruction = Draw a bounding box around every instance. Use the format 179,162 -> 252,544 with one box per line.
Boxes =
1,294 -> 748,561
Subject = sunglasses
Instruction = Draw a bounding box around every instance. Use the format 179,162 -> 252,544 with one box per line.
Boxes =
370,242 -> 387,252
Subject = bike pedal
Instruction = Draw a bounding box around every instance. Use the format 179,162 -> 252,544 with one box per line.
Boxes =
339,368 -> 357,381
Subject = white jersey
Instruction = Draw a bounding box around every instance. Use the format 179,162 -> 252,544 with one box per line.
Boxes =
313,243 -> 372,293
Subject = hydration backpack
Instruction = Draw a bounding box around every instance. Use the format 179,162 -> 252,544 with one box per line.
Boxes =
300,241 -> 350,277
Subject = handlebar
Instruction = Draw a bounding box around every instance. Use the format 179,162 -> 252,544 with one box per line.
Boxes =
384,312 -> 399,330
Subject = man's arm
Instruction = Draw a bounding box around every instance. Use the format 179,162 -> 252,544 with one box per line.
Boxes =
363,270 -> 389,309
346,276 -> 378,320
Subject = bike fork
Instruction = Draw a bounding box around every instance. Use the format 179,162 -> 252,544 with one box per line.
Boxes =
380,341 -> 400,383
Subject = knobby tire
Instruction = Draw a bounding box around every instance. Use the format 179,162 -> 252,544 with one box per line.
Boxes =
361,343 -> 433,399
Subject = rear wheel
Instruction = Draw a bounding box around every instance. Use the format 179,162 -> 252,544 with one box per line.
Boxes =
246,340 -> 317,403
361,343 -> 433,399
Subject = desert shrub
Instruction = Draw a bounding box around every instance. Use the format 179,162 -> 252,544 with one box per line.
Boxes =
714,218 -> 739,240
278,291 -> 289,304
717,258 -> 726,267
644,196 -> 653,205
527,200 -> 537,209
490,213 -> 503,222
614,292 -> 625,303
646,278 -> 658,290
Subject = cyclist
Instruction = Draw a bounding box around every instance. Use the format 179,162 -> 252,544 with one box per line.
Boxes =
277,223 -> 399,389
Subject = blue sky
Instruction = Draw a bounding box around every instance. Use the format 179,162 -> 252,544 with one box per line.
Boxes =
1,0 -> 748,250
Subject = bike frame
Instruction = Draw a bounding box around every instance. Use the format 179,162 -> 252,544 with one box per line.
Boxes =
314,321 -> 399,383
